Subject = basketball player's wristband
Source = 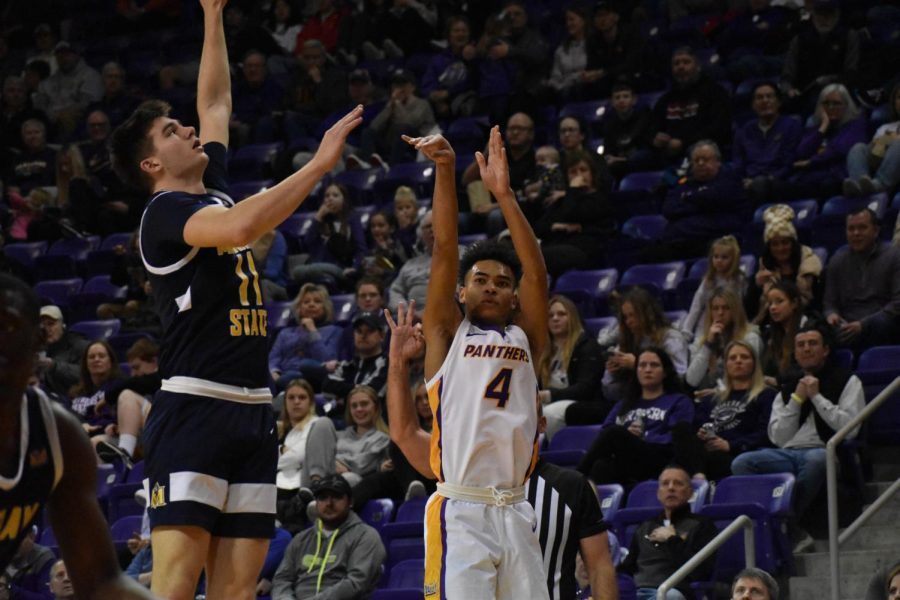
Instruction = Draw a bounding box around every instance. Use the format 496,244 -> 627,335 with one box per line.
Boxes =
791,393 -> 804,405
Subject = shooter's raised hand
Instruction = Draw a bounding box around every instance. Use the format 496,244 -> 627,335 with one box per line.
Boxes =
475,126 -> 511,197
386,300 -> 425,363
401,133 -> 456,165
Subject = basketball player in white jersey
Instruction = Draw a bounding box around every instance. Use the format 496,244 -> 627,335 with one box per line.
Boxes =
398,126 -> 550,599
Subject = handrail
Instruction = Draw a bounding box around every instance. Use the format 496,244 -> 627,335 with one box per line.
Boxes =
826,375 -> 900,600
657,515 -> 755,600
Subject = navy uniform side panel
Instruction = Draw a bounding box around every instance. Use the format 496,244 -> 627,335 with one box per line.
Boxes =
139,142 -> 269,388
0,390 -> 60,570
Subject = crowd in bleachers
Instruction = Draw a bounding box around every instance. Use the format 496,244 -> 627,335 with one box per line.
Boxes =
3,0 -> 900,597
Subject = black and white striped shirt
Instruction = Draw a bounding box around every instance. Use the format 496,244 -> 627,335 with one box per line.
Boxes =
527,459 -> 608,600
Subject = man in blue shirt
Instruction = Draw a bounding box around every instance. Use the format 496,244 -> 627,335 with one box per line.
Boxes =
108,0 -> 362,597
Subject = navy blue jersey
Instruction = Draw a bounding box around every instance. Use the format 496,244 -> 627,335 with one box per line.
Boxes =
139,143 -> 269,390
0,389 -> 63,570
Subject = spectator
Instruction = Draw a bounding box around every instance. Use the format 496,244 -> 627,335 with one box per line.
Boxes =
62,142 -> 134,236
544,4 -> 591,103
579,348 -> 694,486
31,41 -> 102,139
6,187 -> 55,243
334,385 -> 390,487
732,81 -> 803,203
378,0 -> 437,58
866,561 -> 900,600
0,75 -> 47,153
22,61 -> 51,104
392,185 -> 419,255
294,0 -> 349,54
618,465 -> 719,599
95,338 -> 161,467
488,1 -> 548,118
683,340 -> 776,481
275,379 -> 337,534
354,69 -> 436,167
686,288 -> 763,392
731,567 -> 780,600
68,340 -> 124,443
780,0 -> 859,112
519,144 -> 567,227
5,528 -> 55,599
601,79 -> 655,177
781,83 -> 867,199
284,39 -> 349,137
682,235 -> 748,342
539,295 -> 604,439
86,62 -> 140,128
721,0 -> 797,81
230,50 -> 285,147
291,183 -> 367,289
420,16 -> 477,119
600,287 -> 689,404
265,0 -> 303,55
36,305 -> 87,400
648,140 -> 747,261
388,210 -> 437,312
585,2 -> 652,98
534,147 -> 615,279
25,24 -> 58,75
337,277 -> 388,361
48,560 -> 74,599
362,209 -> 408,282
6,119 -> 56,195
844,81 -> 900,197
271,475 -> 385,599
749,205 -> 823,323
223,3 -> 282,62
759,280 -> 807,386
732,321 -> 864,552
269,283 -> 344,391
322,313 -> 388,407
824,208 -> 900,348
125,542 -> 152,589
650,47 -> 732,164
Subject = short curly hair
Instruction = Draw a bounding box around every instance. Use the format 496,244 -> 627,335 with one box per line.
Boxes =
458,239 -> 523,287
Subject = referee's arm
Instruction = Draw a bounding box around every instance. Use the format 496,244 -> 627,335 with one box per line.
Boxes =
580,531 -> 618,600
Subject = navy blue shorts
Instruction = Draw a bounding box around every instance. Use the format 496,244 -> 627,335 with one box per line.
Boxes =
143,390 -> 278,538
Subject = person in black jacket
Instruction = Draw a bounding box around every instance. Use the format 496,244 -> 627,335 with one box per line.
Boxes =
601,79 -> 655,177
619,465 -> 719,599
539,295 -> 605,439
535,148 -> 614,280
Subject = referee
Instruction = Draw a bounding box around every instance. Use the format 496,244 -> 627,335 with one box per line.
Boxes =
528,412 -> 619,600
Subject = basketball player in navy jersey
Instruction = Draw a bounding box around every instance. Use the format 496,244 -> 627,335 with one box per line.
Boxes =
396,128 -> 551,598
0,274 -> 155,599
107,1 -> 362,598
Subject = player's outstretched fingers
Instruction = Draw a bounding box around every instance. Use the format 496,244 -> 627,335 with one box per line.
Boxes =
403,299 -> 416,326
401,134 -> 421,148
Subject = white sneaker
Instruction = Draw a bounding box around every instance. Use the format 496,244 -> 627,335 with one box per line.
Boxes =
405,480 -> 427,501
792,531 -> 815,554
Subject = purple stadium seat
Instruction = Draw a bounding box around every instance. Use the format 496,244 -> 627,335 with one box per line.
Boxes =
352,205 -> 377,233
109,515 -> 144,551
618,171 -> 664,193
267,301 -> 295,331
541,425 -> 602,467
229,143 -> 283,180
622,215 -> 668,241
332,293 -> 355,325
554,269 -> 619,317
596,484 -> 625,522
559,100 -> 608,134
445,117 -> 489,154
108,333 -> 155,362
48,236 -> 100,261
385,558 -> 424,589
381,497 -> 427,556
810,215 -> 847,254
230,179 -> 274,201
100,232 -> 134,251
334,168 -> 383,205
753,199 -> 818,227
832,348 -> 854,370
69,319 -> 122,341
822,194 -> 888,219
686,255 -> 757,281
857,346 -> 900,443
458,233 -> 488,247
277,212 -> 316,241
373,162 -> 435,205
34,278 -> 83,307
107,461 -> 146,522
697,474 -> 795,577
83,275 -> 127,300
33,255 -> 78,281
583,316 -> 617,338
360,498 -> 395,538
387,538 -> 425,568
620,262 -> 686,293
3,241 -> 47,268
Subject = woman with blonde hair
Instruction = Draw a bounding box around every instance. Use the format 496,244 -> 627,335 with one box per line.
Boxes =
268,283 -> 342,391
682,235 -> 747,341
686,287 -> 762,392
335,384 -> 390,487
539,295 -> 604,438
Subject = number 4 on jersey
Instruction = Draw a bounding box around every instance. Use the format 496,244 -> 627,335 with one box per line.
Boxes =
484,367 -> 513,408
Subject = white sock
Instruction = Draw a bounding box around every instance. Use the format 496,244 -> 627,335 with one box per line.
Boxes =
119,434 -> 138,457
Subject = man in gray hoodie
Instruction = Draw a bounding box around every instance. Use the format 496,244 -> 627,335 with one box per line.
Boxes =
272,475 -> 386,599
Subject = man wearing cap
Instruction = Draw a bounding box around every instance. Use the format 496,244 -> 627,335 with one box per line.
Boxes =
271,475 -> 385,599
322,312 -> 388,409
32,40 -> 102,138
353,68 -> 436,168
36,305 -> 88,400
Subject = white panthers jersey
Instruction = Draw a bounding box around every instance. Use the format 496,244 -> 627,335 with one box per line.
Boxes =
426,318 -> 540,489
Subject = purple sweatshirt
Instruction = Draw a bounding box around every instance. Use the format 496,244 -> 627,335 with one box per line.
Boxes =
793,117 -> 867,182
602,392 -> 695,445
